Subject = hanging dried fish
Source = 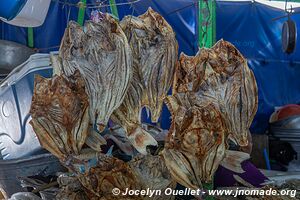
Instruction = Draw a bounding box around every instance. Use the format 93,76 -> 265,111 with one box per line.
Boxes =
57,14 -> 132,132
163,40 -> 258,190
163,94 -> 226,190
173,40 -> 258,146
30,71 -> 89,161
112,8 -> 178,154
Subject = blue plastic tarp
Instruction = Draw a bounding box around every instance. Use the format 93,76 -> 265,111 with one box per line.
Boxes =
216,1 -> 300,133
0,0 -> 197,55
1,0 -> 300,133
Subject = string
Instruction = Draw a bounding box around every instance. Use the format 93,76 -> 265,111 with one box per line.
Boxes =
51,0 -> 141,8
35,0 -> 193,52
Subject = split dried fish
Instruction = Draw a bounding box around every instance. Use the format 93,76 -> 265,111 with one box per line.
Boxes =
163,95 -> 226,190
57,14 -> 132,132
112,8 -> 178,154
73,152 -> 142,199
163,40 -> 258,190
30,71 -> 89,161
173,40 -> 258,146
74,152 -> 175,200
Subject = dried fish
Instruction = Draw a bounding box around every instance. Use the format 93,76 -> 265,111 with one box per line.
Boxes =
105,124 -> 168,157
163,95 -> 226,190
56,173 -> 90,200
163,40 -> 258,190
19,176 -> 59,200
30,72 -> 89,161
85,128 -> 107,152
30,9 -> 259,200
220,150 -> 250,174
75,153 -> 142,199
129,155 -> 176,200
57,14 -> 132,132
173,40 -> 258,146
72,152 -> 175,200
112,8 -> 178,154
105,125 -> 137,156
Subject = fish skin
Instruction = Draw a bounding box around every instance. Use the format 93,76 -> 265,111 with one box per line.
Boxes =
112,8 -> 178,154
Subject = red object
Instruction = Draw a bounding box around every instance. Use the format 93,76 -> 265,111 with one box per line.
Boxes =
277,104 -> 300,120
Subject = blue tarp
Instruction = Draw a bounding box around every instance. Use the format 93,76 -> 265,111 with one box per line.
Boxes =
0,0 -> 197,54
1,0 -> 300,133
217,1 -> 300,133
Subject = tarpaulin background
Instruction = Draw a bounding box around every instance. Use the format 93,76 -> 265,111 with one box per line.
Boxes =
217,1 -> 300,133
1,0 -> 300,133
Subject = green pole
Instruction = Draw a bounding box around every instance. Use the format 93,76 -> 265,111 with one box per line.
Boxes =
77,0 -> 86,26
109,0 -> 119,20
198,2 -> 216,199
27,27 -> 34,48
203,182 -> 214,200
198,0 -> 216,48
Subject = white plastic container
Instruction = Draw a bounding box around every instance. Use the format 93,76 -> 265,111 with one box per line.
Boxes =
0,0 -> 51,27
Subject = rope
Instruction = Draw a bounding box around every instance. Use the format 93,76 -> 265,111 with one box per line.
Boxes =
51,0 -> 141,9
33,0 -> 193,52
34,45 -> 60,52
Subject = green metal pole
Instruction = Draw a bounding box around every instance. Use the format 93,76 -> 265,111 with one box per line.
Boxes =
77,0 -> 86,26
27,27 -> 34,48
203,182 -> 214,200
109,0 -> 119,20
198,0 -> 202,47
198,0 -> 216,48
199,2 -> 216,199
